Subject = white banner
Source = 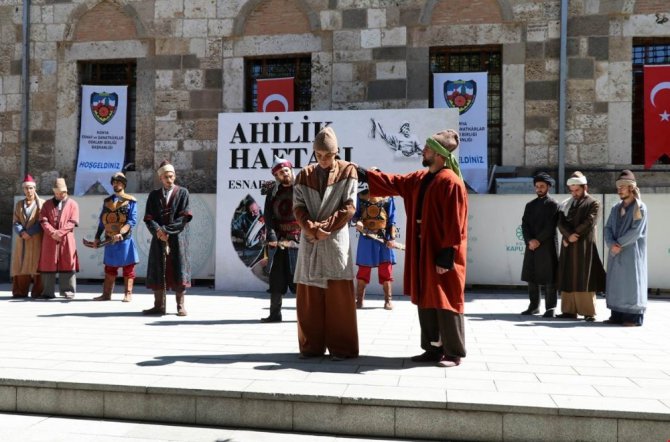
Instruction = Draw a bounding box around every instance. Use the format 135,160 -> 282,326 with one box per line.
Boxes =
74,85 -> 128,196
215,109 -> 459,292
433,72 -> 489,194
467,194 -> 605,285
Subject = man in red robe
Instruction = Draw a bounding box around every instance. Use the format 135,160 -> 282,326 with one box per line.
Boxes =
38,178 -> 80,299
357,129 -> 468,367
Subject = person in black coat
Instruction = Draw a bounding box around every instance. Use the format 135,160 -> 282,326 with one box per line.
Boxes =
520,172 -> 559,317
142,160 -> 193,316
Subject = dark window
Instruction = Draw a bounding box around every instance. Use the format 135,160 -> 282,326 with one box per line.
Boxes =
79,60 -> 137,171
244,56 -> 311,112
429,46 -> 503,167
632,39 -> 670,165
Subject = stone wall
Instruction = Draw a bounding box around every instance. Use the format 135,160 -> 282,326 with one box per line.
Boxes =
1,0 -> 670,232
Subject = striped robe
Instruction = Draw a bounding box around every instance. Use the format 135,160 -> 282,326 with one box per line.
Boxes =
293,160 -> 358,288
11,197 -> 45,277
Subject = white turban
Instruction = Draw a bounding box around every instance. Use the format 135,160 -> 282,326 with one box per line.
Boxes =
566,175 -> 587,186
157,163 -> 175,177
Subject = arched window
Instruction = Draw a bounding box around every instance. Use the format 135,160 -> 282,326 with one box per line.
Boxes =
244,56 -> 312,112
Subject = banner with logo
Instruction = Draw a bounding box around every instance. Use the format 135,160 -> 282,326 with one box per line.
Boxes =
215,108 -> 459,291
257,77 -> 294,112
467,194 -> 604,285
643,65 -> 670,168
74,85 -> 127,196
433,72 -> 488,193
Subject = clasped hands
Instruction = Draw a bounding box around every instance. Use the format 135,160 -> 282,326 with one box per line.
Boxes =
304,220 -> 330,243
527,239 -> 540,251
156,229 -> 169,242
562,233 -> 579,248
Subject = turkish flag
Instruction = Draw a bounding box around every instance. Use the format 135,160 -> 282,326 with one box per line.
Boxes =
257,77 -> 294,112
644,65 -> 670,168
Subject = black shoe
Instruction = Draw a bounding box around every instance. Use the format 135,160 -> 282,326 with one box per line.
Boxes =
260,314 -> 282,323
542,309 -> 556,318
521,308 -> 540,315
584,316 -> 596,322
556,313 -> 578,319
410,351 -> 443,363
437,355 -> 461,368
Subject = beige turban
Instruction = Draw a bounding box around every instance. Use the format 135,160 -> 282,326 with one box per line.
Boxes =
157,161 -> 175,177
313,126 -> 338,153
52,177 -> 67,192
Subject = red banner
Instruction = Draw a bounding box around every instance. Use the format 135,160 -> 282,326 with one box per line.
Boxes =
644,65 -> 670,168
257,77 -> 294,112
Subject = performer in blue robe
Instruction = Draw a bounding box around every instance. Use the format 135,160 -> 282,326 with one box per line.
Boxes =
604,170 -> 648,326
93,172 -> 140,302
352,181 -> 397,310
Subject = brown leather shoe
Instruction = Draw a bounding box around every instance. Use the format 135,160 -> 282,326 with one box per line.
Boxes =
142,292 -> 165,315
122,277 -> 133,302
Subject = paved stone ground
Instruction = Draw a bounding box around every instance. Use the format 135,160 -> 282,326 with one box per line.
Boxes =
0,282 -> 669,441
0,412 -> 415,441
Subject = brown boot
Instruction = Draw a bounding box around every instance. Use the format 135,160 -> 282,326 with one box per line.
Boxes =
176,291 -> 187,316
122,277 -> 133,302
142,291 -> 165,315
355,279 -> 367,309
383,281 -> 393,310
93,274 -> 115,301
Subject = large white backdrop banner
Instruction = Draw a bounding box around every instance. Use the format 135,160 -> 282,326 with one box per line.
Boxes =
74,85 -> 127,196
467,194 -> 605,285
433,72 -> 488,194
216,108 -> 459,292
12,194 -> 216,280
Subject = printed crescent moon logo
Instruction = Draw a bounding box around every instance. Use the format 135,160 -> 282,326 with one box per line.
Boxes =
650,82 -> 670,107
262,94 -> 289,112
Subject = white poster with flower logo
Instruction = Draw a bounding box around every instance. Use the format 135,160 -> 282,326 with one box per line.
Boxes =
74,85 -> 127,196
433,72 -> 489,194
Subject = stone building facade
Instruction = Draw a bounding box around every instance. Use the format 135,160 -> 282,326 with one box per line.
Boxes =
1,0 -> 669,232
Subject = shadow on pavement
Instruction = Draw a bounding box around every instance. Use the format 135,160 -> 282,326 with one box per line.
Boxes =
39,311 -> 147,318
137,352 -> 413,373
148,319 -> 297,326
467,312 -> 613,328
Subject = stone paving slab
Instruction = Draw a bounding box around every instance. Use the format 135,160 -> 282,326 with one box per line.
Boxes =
0,412 -> 414,442
0,283 -> 670,440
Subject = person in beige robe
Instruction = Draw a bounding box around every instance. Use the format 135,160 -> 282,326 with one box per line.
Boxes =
11,174 -> 45,297
557,171 -> 606,321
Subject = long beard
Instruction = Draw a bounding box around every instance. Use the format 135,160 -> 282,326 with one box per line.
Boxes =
422,158 -> 432,167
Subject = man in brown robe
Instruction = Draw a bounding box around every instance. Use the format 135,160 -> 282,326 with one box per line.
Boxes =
358,129 -> 468,367
38,178 -> 80,299
11,174 -> 45,297
293,126 -> 359,360
556,171 -> 606,321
